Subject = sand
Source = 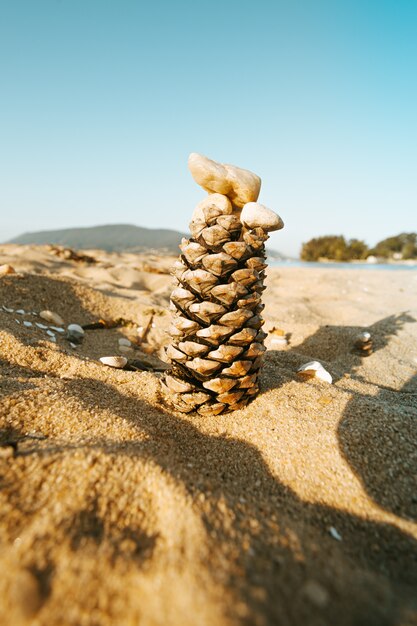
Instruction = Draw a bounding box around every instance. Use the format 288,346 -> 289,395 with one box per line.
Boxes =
0,243 -> 416,626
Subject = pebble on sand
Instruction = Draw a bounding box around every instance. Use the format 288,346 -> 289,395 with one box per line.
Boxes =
67,323 -> 85,341
0,264 -> 16,276
99,356 -> 128,369
296,361 -> 332,384
40,310 -> 64,326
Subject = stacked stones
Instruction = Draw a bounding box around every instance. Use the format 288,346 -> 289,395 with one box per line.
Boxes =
162,153 -> 284,415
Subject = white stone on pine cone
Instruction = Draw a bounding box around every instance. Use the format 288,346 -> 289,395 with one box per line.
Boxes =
188,153 -> 261,208
240,202 -> 284,232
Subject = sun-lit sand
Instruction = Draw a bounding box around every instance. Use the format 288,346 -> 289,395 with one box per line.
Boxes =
0,244 -> 416,625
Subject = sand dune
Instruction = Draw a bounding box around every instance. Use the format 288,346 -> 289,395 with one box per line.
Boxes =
0,244 -> 416,626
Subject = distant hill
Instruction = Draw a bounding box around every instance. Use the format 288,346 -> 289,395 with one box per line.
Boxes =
8,224 -> 187,254
7,223 -> 288,259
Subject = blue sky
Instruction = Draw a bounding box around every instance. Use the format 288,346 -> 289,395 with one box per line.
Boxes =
1,0 -> 416,257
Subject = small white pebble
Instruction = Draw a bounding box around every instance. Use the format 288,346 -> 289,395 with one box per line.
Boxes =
99,356 -> 127,369
271,337 -> 288,347
40,310 -> 64,326
118,338 -> 132,347
67,323 -> 84,340
46,330 -> 56,338
3,306 -> 14,313
329,526 -> 342,541
23,321 -> 33,328
69,342 -> 77,349
15,319 -> 21,324
50,326 -> 65,333
35,323 -> 48,329
15,309 -> 25,315
297,361 -> 332,384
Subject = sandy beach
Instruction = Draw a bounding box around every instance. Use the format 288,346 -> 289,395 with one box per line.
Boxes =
0,243 -> 416,626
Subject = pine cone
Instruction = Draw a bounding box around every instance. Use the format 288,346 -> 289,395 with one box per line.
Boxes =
162,153 -> 284,415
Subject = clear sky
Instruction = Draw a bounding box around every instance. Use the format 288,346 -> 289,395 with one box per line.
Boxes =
1,0 -> 416,257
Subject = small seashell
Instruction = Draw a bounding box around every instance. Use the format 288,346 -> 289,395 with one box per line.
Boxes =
67,323 -> 85,341
35,322 -> 48,329
69,342 -> 77,349
0,264 -> 16,276
23,321 -> 33,327
329,526 -> 342,541
2,306 -> 14,313
354,331 -> 373,356
50,326 -> 65,333
240,202 -> 284,232
297,361 -> 332,384
40,310 -> 64,326
15,309 -> 25,315
271,337 -> 288,348
118,338 -> 132,347
46,330 -> 56,337
15,319 -> 21,324
99,356 -> 128,369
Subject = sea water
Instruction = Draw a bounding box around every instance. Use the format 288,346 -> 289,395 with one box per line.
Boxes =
269,260 -> 417,270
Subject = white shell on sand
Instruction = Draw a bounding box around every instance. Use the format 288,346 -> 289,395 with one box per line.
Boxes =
0,264 -> 16,276
35,322 -> 48,329
16,309 -> 25,315
240,202 -> 284,232
46,330 -> 56,338
99,356 -> 127,369
297,361 -> 332,384
118,338 -> 132,347
67,324 -> 84,340
40,310 -> 64,326
188,153 -> 261,208
23,321 -> 33,327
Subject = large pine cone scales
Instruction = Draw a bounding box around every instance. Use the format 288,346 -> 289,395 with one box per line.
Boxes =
162,153 -> 284,415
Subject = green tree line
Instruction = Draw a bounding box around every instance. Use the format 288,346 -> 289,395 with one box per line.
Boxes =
300,233 -> 417,262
